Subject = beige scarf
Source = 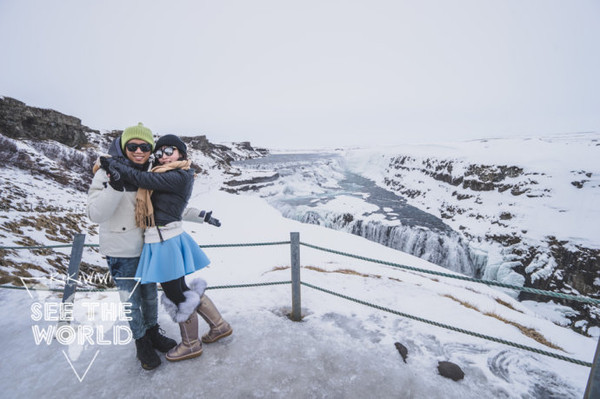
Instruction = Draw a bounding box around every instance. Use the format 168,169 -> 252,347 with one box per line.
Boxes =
135,160 -> 191,228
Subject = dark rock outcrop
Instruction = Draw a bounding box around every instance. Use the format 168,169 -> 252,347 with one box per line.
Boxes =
0,96 -> 97,148
518,239 -> 600,334
222,173 -> 280,193
180,135 -> 268,172
389,156 -> 531,195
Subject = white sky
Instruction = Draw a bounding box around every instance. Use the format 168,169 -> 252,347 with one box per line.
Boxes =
1,0 -> 599,149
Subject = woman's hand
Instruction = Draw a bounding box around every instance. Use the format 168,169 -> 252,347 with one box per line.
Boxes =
203,211 -> 221,227
182,208 -> 222,227
99,156 -> 124,191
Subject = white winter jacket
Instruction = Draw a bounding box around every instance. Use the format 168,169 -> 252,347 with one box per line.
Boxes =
87,170 -> 144,257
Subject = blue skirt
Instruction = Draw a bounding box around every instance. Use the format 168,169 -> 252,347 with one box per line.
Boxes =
136,231 -> 210,283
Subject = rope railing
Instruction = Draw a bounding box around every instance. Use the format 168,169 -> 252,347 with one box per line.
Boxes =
207,281 -> 291,289
0,281 -> 292,293
197,241 -> 291,248
1,235 -> 597,373
0,241 -> 290,250
300,241 -> 600,306
5,239 -> 596,305
0,244 -> 88,250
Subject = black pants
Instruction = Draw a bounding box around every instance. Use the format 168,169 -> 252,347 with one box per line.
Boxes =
161,276 -> 189,306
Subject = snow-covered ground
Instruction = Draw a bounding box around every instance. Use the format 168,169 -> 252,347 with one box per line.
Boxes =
1,178 -> 597,398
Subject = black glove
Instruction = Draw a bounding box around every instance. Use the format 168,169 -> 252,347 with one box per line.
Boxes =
99,157 -> 124,191
108,165 -> 124,191
200,210 -> 221,227
208,216 -> 221,227
99,156 -> 112,172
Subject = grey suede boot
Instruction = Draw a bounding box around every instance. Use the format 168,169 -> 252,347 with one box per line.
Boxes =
196,294 -> 233,343
161,288 -> 203,362
166,311 -> 203,362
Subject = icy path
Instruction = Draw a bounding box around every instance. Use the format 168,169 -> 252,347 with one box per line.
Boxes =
0,285 -> 589,399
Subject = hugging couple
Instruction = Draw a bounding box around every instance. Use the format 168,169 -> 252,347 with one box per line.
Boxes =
87,123 -> 232,370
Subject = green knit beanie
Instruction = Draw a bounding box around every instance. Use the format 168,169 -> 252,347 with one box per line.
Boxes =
121,123 -> 155,150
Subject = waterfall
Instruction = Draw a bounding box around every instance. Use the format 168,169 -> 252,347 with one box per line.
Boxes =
283,207 -> 486,277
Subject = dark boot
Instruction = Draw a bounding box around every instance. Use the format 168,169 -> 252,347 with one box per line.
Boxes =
135,334 -> 161,370
146,324 -> 176,353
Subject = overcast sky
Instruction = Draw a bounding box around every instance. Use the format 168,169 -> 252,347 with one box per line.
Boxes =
1,0 -> 599,149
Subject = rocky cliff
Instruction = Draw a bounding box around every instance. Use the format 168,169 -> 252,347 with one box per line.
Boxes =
354,146 -> 600,334
0,96 -> 96,148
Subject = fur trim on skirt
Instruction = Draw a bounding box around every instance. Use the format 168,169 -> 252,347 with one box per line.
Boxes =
136,231 -> 210,283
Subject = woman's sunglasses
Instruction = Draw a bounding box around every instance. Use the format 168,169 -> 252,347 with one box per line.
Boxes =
125,143 -> 153,153
154,146 -> 177,159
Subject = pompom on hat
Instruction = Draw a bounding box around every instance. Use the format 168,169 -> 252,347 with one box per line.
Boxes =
121,123 -> 155,150
155,134 -> 187,156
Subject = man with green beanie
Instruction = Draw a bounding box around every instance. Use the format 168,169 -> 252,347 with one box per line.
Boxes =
120,122 -> 154,151
87,123 -> 176,370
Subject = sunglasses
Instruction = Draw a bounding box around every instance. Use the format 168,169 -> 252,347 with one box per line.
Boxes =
154,146 -> 177,159
125,143 -> 153,153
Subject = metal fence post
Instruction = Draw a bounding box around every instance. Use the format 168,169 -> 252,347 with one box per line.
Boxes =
290,232 -> 302,321
62,233 -> 86,304
584,337 -> 600,398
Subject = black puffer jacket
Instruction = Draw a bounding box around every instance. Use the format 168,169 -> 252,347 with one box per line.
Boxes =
109,159 -> 195,226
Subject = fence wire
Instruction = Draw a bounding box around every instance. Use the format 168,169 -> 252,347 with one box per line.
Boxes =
300,241 -> 600,305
